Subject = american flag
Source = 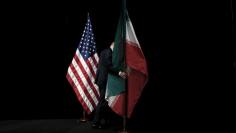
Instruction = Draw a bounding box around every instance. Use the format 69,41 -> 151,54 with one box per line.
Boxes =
66,14 -> 100,114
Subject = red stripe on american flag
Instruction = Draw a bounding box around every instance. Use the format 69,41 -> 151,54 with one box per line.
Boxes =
85,60 -> 96,78
66,73 -> 91,113
74,55 -> 100,99
69,64 -> 97,109
91,56 -> 98,67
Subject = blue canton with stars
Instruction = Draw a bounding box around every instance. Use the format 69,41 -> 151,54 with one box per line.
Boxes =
78,16 -> 96,60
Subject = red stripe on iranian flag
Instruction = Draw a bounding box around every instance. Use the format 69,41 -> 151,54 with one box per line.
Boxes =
126,17 -> 148,117
108,94 -> 125,116
126,41 -> 148,75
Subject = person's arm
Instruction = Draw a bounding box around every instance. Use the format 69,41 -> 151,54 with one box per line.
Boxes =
107,50 -> 127,79
103,50 -> 119,75
100,49 -> 126,78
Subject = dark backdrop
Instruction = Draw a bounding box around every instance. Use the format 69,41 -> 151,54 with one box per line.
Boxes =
0,0 -> 233,131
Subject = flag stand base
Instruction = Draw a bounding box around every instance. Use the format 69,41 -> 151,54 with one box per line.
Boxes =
118,130 -> 128,133
79,110 -> 87,123
79,118 -> 87,123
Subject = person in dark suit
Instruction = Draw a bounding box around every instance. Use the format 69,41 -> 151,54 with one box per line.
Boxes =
92,42 -> 126,129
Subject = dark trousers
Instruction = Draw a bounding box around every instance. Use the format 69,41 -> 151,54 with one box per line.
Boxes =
92,87 -> 109,125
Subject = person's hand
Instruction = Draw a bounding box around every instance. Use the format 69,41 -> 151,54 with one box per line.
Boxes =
119,71 -> 127,79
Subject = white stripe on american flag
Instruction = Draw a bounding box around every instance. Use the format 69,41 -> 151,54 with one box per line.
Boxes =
91,56 -> 98,70
94,53 -> 99,63
66,73 -> 90,113
88,57 -> 97,76
72,59 -> 99,105
68,67 -> 94,112
74,53 -> 100,99
76,50 -> 99,94
76,50 -> 95,79
70,62 -> 97,108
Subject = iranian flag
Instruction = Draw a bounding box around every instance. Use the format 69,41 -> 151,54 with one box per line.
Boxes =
106,11 -> 148,118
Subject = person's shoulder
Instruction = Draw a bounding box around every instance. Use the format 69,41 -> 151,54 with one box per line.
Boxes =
101,48 -> 111,55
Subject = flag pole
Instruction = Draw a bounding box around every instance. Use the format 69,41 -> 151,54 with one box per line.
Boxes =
120,0 -> 128,132
79,109 -> 87,122
79,12 -> 90,123
121,79 -> 128,133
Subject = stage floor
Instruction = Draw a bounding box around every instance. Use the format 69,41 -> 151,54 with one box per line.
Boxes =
0,119 -> 151,133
